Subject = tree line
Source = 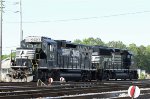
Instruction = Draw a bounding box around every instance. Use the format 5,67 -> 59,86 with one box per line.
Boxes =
74,37 -> 150,73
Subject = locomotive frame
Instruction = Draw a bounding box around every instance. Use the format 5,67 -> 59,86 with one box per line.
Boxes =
9,36 -> 138,82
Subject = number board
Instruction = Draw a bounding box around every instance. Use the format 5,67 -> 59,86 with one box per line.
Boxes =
25,36 -> 42,42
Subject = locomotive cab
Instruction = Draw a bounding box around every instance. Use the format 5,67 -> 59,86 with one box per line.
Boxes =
10,36 -> 58,81
121,50 -> 132,69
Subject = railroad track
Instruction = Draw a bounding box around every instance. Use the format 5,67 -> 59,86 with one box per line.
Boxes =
0,80 -> 150,98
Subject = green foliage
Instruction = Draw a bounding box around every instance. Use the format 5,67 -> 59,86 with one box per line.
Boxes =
74,37 -> 105,46
106,41 -> 126,49
139,73 -> 146,79
11,52 -> 16,59
128,44 -> 150,72
2,55 -> 9,60
74,39 -> 82,44
2,52 -> 16,60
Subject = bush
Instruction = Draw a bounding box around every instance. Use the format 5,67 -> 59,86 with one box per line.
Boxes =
140,73 -> 146,79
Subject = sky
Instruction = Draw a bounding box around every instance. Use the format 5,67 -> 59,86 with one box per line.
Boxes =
2,0 -> 150,54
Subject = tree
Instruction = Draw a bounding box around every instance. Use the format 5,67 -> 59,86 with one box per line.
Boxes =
94,38 -> 105,45
2,55 -> 8,60
74,39 -> 82,44
106,41 -> 126,49
128,43 -> 138,54
1,52 -> 16,60
128,44 -> 150,72
73,37 -> 105,46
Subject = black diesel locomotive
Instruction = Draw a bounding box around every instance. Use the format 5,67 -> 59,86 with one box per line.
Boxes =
10,36 -> 138,82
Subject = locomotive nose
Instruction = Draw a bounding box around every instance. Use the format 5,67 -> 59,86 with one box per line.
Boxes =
16,48 -> 35,59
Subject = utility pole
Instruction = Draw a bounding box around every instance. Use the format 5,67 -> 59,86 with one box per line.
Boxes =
0,0 -> 3,81
20,0 -> 23,46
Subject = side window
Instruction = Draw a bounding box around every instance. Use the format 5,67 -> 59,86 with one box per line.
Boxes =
127,55 -> 131,59
49,45 -> 52,51
47,44 -> 55,60
42,42 -> 47,53
48,44 -> 55,52
27,44 -> 33,48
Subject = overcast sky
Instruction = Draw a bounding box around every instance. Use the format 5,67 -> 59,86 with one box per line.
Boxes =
2,0 -> 150,54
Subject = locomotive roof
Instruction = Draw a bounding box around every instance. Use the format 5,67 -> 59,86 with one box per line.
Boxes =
92,46 -> 132,54
114,48 -> 121,52
55,40 -> 71,43
121,49 -> 132,55
43,37 -> 56,44
55,40 -> 92,48
93,46 -> 114,52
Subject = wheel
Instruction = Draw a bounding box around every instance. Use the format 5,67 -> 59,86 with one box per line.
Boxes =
87,72 -> 92,81
102,72 -> 110,81
106,74 -> 110,81
81,76 -> 86,82
129,74 -> 133,80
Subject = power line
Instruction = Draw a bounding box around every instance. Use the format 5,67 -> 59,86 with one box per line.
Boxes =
5,10 -> 150,24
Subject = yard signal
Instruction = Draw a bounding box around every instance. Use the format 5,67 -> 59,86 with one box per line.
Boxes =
128,85 -> 140,98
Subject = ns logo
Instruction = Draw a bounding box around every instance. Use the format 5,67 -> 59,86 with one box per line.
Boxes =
20,50 -> 24,55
